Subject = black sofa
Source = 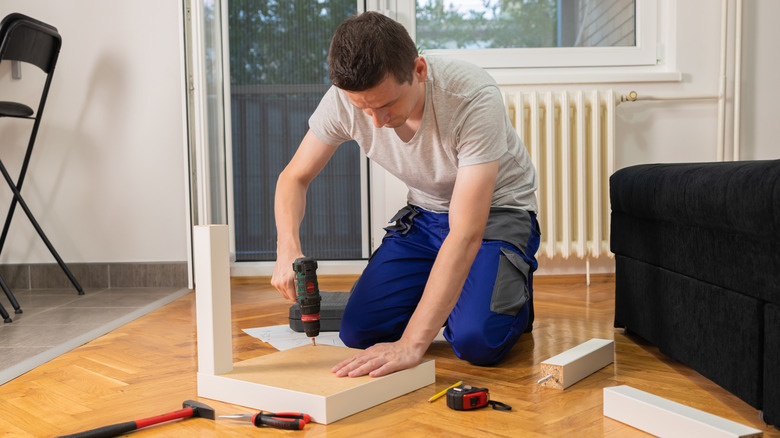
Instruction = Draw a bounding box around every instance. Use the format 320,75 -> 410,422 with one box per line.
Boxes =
610,159 -> 780,425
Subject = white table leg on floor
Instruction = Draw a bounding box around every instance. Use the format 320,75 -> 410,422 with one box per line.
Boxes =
193,225 -> 233,376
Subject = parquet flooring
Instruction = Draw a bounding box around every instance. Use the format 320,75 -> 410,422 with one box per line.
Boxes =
0,274 -> 776,437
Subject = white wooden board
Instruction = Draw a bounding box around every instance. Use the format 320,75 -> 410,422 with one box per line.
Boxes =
603,385 -> 763,438
193,225 -> 233,375
193,225 -> 435,424
198,346 -> 435,424
540,338 -> 614,389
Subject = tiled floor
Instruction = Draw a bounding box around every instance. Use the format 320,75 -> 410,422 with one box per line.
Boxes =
0,286 -> 190,385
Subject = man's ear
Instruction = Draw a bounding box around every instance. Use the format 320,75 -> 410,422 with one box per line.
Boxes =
413,56 -> 428,82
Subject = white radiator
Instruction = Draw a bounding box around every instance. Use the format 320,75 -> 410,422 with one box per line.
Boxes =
504,90 -> 616,259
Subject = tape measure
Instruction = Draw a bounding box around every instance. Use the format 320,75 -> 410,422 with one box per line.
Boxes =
445,385 -> 512,411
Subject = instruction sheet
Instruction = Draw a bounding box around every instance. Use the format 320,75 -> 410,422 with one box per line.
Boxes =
243,325 -> 347,350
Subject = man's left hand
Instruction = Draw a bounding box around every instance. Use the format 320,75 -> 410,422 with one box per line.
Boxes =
331,340 -> 425,378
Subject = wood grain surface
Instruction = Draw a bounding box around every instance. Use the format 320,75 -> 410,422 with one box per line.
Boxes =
0,274 -> 776,437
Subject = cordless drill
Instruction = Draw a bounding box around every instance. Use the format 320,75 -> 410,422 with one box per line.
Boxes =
293,257 -> 321,346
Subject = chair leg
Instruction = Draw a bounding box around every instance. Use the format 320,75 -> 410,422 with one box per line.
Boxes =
0,77 -> 46,255
0,272 -> 22,314
0,160 -> 84,295
0,302 -> 11,323
0,274 -> 11,322
0,195 -> 16,255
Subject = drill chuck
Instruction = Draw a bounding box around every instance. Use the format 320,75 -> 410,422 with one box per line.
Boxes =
293,257 -> 321,338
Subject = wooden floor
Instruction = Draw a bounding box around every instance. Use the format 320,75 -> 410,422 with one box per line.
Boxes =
1,275 -> 776,437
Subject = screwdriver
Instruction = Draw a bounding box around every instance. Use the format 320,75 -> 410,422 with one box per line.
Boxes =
220,411 -> 311,430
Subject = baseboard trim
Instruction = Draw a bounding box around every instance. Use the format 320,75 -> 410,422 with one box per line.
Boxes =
0,262 -> 188,289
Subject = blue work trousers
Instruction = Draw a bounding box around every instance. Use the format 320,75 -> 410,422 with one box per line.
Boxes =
340,205 -> 540,366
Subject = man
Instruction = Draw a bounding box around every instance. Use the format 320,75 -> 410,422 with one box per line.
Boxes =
271,11 -> 539,378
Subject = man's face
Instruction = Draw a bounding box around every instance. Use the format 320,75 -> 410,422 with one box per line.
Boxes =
343,59 -> 426,129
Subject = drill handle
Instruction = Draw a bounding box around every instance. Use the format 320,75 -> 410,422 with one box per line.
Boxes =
293,257 -> 319,299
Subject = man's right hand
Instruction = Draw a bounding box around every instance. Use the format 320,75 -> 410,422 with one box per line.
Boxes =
271,252 -> 302,302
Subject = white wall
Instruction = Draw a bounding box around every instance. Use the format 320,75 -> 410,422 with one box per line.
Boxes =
741,0 -> 780,161
0,1 -> 189,264
611,0 -> 779,166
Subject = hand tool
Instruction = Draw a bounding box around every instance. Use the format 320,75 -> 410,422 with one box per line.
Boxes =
220,411 -> 312,430
446,384 -> 512,411
293,256 -> 321,346
56,400 -> 215,438
428,380 -> 463,403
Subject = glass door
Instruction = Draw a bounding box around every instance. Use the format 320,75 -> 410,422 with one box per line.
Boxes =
227,1 -> 365,261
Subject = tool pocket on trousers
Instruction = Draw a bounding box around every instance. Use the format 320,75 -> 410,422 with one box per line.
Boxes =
383,205 -> 420,238
490,247 -> 530,316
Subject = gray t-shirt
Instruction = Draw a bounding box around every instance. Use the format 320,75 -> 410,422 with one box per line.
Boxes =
308,56 -> 538,213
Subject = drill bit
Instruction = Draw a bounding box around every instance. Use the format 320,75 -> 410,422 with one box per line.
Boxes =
312,337 -> 316,346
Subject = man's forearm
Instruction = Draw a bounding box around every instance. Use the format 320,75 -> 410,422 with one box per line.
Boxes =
273,131 -> 338,255
271,170 -> 310,301
271,130 -> 338,301
274,170 -> 307,254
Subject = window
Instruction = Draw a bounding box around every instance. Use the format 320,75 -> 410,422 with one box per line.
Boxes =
417,0 -> 635,50
372,0 -> 658,70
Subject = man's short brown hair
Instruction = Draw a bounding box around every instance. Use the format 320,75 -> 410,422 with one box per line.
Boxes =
328,12 -> 418,91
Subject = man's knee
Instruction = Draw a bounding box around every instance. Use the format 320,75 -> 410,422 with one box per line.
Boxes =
338,313 -> 368,349
448,328 -> 514,366
339,305 -> 406,349
446,307 -> 529,366
338,331 -> 363,349
339,306 -> 371,349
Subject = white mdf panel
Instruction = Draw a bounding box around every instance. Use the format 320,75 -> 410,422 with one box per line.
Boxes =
198,346 -> 435,424
540,338 -> 614,389
193,225 -> 435,424
193,225 -> 233,375
604,385 -> 762,438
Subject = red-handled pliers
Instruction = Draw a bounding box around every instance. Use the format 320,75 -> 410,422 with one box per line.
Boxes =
220,411 -> 311,430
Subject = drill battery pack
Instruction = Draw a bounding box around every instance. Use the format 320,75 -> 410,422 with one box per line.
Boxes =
289,291 -> 350,333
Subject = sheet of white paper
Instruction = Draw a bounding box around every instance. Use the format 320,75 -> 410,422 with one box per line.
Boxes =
243,324 -> 346,351
243,325 -> 294,342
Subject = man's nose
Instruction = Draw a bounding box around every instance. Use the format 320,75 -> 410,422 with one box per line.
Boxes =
367,109 -> 388,127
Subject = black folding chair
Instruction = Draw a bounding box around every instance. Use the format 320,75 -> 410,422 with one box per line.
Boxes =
0,13 -> 83,322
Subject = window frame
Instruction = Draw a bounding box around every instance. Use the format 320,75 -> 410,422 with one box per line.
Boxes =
367,0 -> 678,84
